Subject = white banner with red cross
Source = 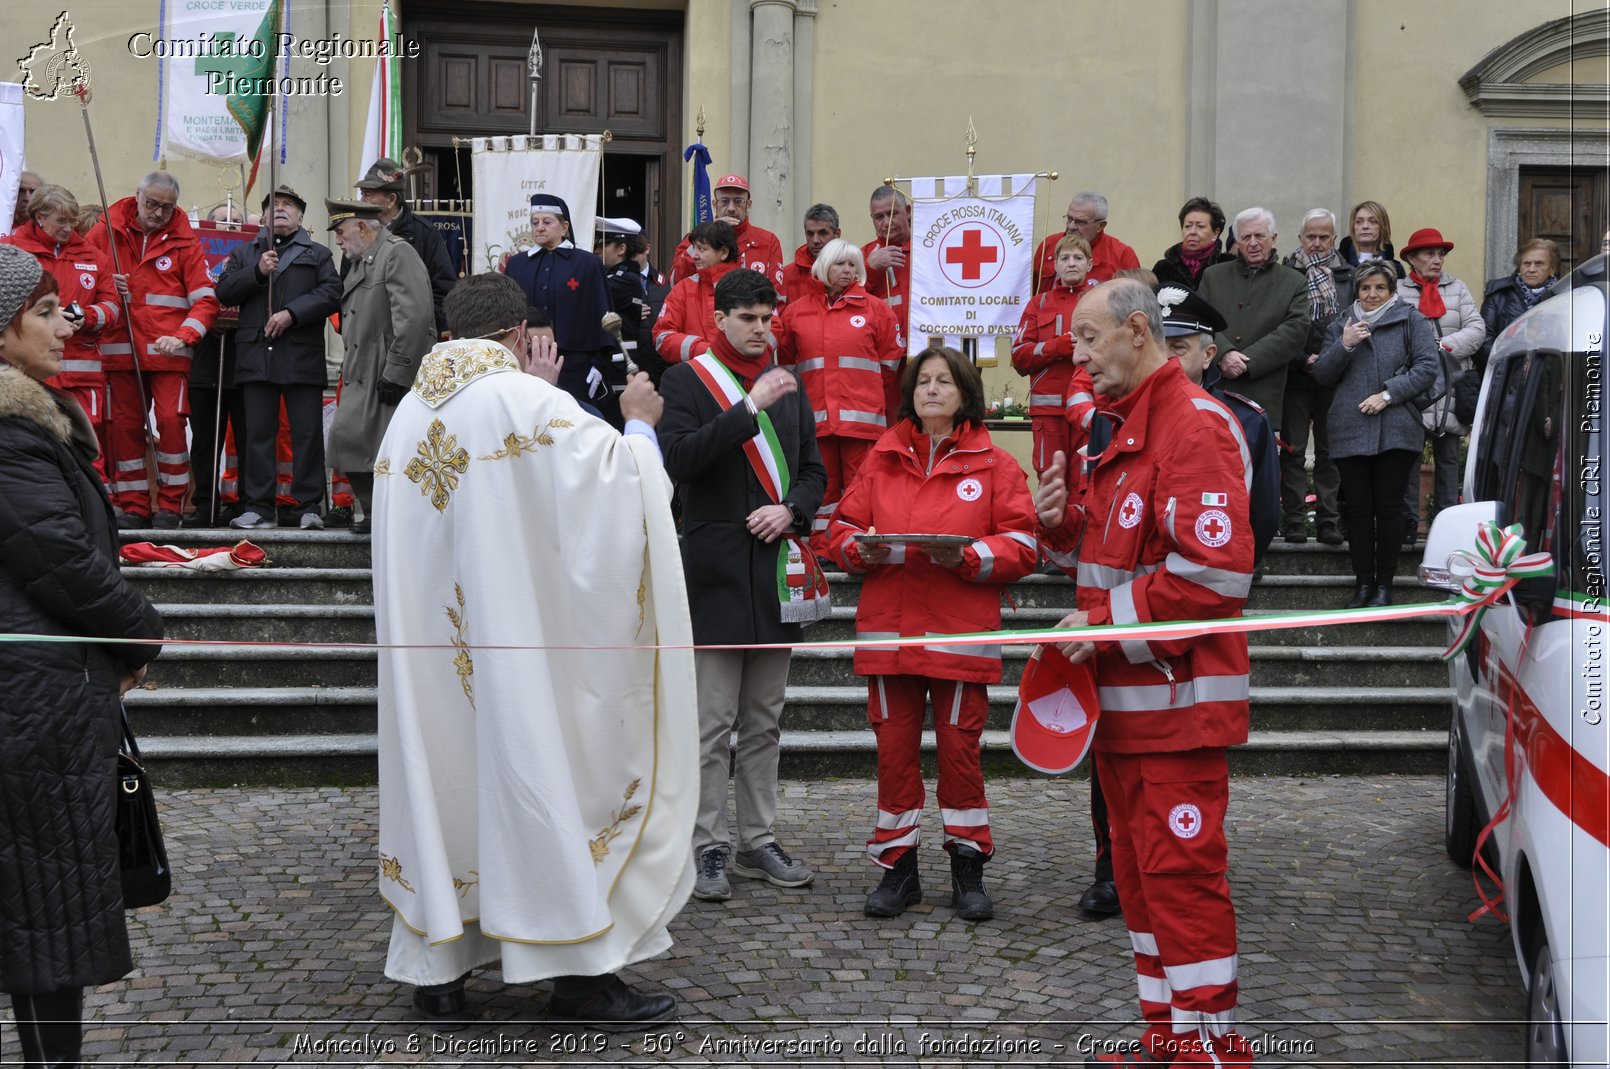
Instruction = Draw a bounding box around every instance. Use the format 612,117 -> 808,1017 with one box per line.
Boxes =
907,174 -> 1037,356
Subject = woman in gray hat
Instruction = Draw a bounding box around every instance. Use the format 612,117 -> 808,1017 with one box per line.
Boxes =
0,244 -> 165,1066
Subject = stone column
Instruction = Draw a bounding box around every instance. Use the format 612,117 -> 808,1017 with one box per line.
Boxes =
747,0 -> 796,239
791,0 -> 817,239
728,0 -> 751,177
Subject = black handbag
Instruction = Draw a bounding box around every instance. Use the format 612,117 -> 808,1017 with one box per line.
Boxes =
116,705 -> 172,908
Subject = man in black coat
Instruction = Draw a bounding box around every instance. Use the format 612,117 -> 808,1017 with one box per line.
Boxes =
598,217 -> 669,384
354,159 -> 457,337
215,185 -> 342,529
658,269 -> 826,905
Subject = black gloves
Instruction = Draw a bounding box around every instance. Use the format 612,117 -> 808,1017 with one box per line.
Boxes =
376,379 -> 410,406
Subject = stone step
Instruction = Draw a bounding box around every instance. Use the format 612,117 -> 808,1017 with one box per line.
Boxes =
120,529 -> 371,569
126,568 -> 374,605
123,682 -> 1451,738
143,641 -> 1450,692
1259,541 -> 1424,576
134,727 -> 1444,787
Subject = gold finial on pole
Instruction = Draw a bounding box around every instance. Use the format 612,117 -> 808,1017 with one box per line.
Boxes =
964,115 -> 978,196
696,105 -> 706,140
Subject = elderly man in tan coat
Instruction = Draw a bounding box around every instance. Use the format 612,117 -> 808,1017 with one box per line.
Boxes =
325,199 -> 436,532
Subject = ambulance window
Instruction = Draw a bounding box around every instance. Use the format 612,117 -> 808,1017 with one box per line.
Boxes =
1472,352 -> 1527,504
1564,357 -> 1606,600
1508,350 -> 1563,558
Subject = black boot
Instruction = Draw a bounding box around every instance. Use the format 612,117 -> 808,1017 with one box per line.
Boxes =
949,844 -> 994,921
1367,584 -> 1394,607
549,974 -> 676,1031
1345,583 -> 1375,609
11,987 -> 83,1069
864,850 -> 922,917
412,972 -> 477,1031
1078,879 -> 1121,917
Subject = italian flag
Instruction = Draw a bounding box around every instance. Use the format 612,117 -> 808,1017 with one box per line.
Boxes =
359,4 -> 403,175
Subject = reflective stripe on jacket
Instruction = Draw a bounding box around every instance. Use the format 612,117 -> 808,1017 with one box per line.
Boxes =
775,282 -> 902,440
88,197 -> 219,372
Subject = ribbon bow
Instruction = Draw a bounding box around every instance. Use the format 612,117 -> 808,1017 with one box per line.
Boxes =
1441,521 -> 1554,660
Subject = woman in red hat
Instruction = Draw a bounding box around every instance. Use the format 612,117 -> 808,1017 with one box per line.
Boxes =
1395,227 -> 1484,546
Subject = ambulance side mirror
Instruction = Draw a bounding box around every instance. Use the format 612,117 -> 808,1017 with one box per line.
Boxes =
1418,501 -> 1498,592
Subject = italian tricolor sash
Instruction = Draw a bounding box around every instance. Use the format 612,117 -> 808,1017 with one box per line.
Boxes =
688,353 -> 831,624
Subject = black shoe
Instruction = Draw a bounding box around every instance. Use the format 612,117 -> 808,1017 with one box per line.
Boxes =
412,977 -> 477,1031
1367,584 -> 1394,607
1317,524 -> 1345,546
351,518 -> 372,535
1402,528 -> 1418,548
115,510 -> 146,530
326,505 -> 354,528
1078,879 -> 1121,917
949,844 -> 993,921
1345,584 -> 1376,609
1282,526 -> 1307,544
549,975 -> 676,1031
864,850 -> 922,917
181,509 -> 216,528
152,509 -> 182,530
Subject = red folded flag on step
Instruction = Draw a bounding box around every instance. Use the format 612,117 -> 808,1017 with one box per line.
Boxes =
119,541 -> 268,570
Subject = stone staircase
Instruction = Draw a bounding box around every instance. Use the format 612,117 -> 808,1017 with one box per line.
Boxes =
123,529 -> 1454,785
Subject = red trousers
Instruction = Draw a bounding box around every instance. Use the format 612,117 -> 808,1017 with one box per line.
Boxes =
107,369 -> 189,516
1097,747 -> 1239,1040
814,435 -> 873,538
57,384 -> 111,482
866,674 -> 992,865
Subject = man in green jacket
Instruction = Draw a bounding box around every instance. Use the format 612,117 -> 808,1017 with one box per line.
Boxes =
1197,207 -> 1310,432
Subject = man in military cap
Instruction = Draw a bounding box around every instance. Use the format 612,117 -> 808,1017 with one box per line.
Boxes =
501,194 -> 619,420
216,184 -> 342,530
1154,284 -> 1279,562
355,158 -> 457,336
597,216 -> 667,385
324,198 -> 435,533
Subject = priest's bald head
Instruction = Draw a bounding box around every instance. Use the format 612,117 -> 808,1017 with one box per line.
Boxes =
444,272 -> 528,343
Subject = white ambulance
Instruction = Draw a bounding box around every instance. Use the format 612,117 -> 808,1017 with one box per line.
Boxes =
1420,254 -> 1608,1067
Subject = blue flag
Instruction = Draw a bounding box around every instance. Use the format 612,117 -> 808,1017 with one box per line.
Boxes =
684,141 -> 713,229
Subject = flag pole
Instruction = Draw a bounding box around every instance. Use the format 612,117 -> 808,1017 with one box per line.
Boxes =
265,33 -> 280,326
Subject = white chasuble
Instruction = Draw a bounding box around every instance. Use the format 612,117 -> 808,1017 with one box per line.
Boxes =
372,339 -> 696,985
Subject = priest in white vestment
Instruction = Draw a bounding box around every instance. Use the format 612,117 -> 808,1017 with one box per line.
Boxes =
371,271 -> 697,1028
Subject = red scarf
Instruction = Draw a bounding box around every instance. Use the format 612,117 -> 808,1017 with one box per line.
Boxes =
709,328 -> 769,388
1178,241 -> 1216,279
1410,272 -> 1446,321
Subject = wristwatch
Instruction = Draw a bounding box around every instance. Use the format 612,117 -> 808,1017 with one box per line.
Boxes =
785,502 -> 804,528
1381,390 -> 1392,404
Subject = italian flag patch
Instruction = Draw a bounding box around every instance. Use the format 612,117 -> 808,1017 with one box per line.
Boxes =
1201,492 -> 1228,506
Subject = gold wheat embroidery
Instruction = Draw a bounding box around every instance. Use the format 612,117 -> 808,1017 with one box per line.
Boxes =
380,852 -> 414,893
452,871 -> 479,899
373,457 -> 393,477
479,418 -> 574,460
588,779 -> 643,864
404,419 -> 470,512
445,583 -> 474,708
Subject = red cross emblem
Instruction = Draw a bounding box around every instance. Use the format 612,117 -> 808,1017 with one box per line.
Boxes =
937,222 -> 1006,289
1169,802 -> 1203,839
566,276 -> 581,291
1118,491 -> 1143,529
1194,508 -> 1232,547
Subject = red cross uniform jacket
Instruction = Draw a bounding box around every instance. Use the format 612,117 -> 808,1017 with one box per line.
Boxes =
651,260 -> 739,366
1031,230 -> 1140,293
1,222 -> 120,388
669,218 -> 785,290
1010,279 -> 1097,416
1039,359 -> 1254,753
88,198 -> 219,373
775,281 -> 902,441
861,239 -> 910,349
780,243 -> 818,307
825,420 -> 1038,683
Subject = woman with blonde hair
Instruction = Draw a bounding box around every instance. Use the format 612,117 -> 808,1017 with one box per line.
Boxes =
1338,199 -> 1405,278
775,236 -> 902,542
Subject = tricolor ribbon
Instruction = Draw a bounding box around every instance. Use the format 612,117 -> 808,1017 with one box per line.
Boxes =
1440,521 -> 1554,661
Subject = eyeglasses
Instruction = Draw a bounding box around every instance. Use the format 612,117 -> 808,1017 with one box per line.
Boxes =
139,196 -> 178,215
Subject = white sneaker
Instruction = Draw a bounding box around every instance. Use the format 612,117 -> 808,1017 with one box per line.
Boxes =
299,513 -> 325,530
230,511 -> 275,530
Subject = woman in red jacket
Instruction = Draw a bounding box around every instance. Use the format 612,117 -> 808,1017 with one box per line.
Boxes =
0,185 -> 121,479
651,220 -> 740,367
776,238 -> 902,543
1011,233 -> 1095,477
825,346 -> 1037,922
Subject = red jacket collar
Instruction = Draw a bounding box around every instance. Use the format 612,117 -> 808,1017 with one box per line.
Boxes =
791,243 -> 813,270
882,417 -> 992,457
108,195 -> 196,246
692,259 -> 739,286
1097,356 -> 1193,454
5,221 -> 93,261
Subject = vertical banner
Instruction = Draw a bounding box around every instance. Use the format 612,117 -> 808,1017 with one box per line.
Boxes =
908,174 -> 1038,355
358,3 -> 402,175
468,134 -> 602,275
0,83 -> 23,236
159,0 -> 280,164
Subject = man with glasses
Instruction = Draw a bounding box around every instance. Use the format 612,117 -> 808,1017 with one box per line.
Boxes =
667,175 -> 784,291
90,172 -> 220,528
1031,190 -> 1140,293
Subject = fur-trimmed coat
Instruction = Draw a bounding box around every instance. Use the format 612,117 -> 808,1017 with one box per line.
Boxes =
0,368 -> 164,994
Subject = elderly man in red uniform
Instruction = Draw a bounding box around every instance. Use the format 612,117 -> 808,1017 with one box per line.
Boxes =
92,172 -> 220,528
1036,278 -> 1255,1068
1031,191 -> 1141,294
861,185 -> 912,352
780,203 -> 841,306
669,174 -> 784,291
